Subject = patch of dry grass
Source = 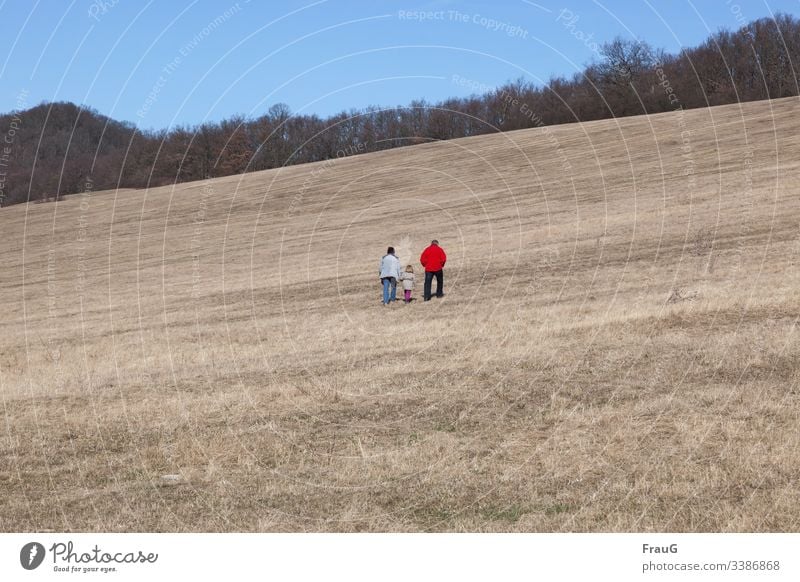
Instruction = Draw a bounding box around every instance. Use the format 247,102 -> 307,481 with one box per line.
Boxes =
2,97 -> 800,531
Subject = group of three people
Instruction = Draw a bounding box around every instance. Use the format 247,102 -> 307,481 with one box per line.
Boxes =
379,240 -> 447,305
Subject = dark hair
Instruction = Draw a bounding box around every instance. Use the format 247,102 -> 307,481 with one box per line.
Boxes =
431,240 -> 439,245
387,246 -> 395,254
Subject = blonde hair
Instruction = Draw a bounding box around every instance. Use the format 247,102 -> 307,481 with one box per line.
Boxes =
405,264 -> 414,272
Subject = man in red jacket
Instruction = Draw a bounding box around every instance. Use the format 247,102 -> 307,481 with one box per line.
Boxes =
420,239 -> 447,301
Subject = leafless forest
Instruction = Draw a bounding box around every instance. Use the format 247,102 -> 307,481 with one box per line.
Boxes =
1,13 -> 799,207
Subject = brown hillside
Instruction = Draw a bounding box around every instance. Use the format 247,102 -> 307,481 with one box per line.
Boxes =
1,97 -> 799,531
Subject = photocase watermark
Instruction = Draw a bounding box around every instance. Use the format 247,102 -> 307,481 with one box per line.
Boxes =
397,9 -> 446,22
556,8 -> 603,61
45,238 -> 61,366
643,48 -> 693,195
180,1 -> 249,57
725,0 -> 757,49
557,8 -> 684,111
286,139 -> 372,218
0,88 -> 29,207
87,0 -> 120,22
398,9 -> 529,38
76,177 -> 93,303
730,132 -> 755,266
191,180 -> 214,299
452,74 -> 494,95
136,2 -> 247,120
726,0 -> 752,37
653,59 -> 680,107
499,88 -> 572,174
676,110 -> 696,192
288,158 -> 336,219
335,140 -> 370,159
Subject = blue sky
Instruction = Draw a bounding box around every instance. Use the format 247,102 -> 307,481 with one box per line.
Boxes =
1,0 -> 797,129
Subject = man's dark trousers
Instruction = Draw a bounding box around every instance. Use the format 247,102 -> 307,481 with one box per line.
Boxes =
423,270 -> 444,300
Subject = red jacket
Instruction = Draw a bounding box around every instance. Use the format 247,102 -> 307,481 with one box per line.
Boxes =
420,244 -> 447,272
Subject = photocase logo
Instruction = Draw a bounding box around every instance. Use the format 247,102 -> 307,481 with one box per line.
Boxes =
20,542 -> 46,570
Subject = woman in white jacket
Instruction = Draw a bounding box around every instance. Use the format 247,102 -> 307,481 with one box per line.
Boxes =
379,246 -> 402,305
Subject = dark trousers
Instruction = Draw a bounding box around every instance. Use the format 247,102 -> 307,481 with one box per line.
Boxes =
423,270 -> 444,300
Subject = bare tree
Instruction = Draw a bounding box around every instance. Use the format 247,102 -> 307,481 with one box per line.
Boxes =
596,38 -> 656,115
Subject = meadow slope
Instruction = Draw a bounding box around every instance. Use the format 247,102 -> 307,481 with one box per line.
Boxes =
2,97 -> 799,531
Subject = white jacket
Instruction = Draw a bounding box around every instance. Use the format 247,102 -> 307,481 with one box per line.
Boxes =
379,253 -> 402,280
400,271 -> 415,290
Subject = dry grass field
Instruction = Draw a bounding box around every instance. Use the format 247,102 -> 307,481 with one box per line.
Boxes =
2,97 -> 800,532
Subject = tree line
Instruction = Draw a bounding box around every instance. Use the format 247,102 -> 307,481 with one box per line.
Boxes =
1,13 -> 798,207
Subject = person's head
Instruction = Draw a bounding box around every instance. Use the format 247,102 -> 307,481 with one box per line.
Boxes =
387,246 -> 395,255
431,239 -> 439,246
405,264 -> 414,273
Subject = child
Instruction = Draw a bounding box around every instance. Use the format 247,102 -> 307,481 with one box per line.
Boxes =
400,265 -> 415,303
